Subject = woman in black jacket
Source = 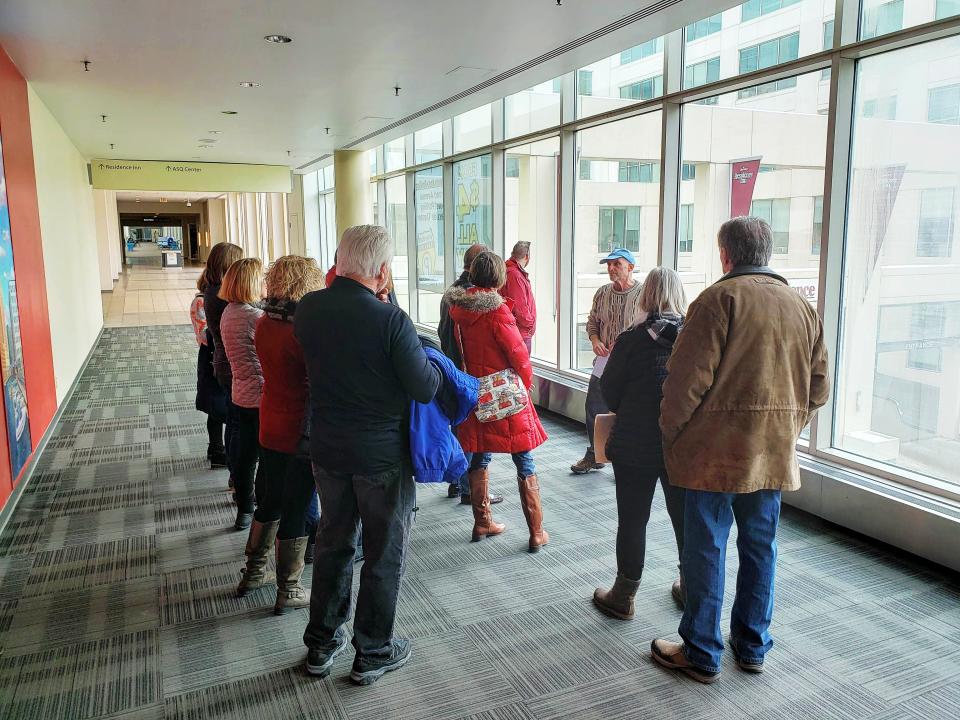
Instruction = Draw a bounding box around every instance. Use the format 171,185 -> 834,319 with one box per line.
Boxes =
593,267 -> 687,621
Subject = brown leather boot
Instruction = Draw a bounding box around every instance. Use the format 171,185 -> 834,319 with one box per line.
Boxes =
517,474 -> 549,553
236,519 -> 279,597
593,573 -> 641,620
274,537 -> 311,615
469,468 -> 505,542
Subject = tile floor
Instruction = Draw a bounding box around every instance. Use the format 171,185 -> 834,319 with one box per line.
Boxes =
1,325 -> 960,719
101,265 -> 203,328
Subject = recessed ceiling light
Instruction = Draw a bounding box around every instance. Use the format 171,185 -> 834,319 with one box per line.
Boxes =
239,81 -> 260,88
197,145 -> 212,149
208,130 -> 222,134
198,138 -> 217,144
135,197 -> 141,203
221,110 -> 238,115
264,34 -> 292,44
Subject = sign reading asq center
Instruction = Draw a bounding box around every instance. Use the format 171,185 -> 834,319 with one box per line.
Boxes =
90,159 -> 291,194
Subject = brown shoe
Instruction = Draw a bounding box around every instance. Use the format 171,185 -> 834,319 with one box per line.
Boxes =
672,564 -> 685,608
593,573 -> 641,620
274,536 -> 311,615
517,474 -> 549,552
469,468 -> 505,542
570,450 -> 605,475
651,639 -> 720,684
236,519 -> 279,597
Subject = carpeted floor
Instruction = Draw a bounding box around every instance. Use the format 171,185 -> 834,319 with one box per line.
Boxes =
1,324 -> 959,719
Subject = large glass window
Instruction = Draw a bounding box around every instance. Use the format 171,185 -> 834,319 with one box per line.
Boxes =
505,79 -> 562,139
414,123 -> 443,164
679,70 -> 827,302
685,14 -> 723,42
928,84 -> 960,125
685,0 -> 829,90
385,175 -> 409,312
860,0 -> 905,40
577,35 -> 665,118
505,138 -> 560,363
384,138 -> 405,172
574,111 -> 661,371
453,105 -> 492,154
453,155 -> 493,268
836,36 -> 960,487
414,167 -> 444,324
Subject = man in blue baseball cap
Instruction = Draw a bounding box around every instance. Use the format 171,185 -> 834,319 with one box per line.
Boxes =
571,247 -> 644,474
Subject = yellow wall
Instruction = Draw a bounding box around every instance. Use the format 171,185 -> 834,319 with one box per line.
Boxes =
27,85 -> 103,403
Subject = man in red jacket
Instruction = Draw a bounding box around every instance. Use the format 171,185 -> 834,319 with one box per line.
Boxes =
501,241 -> 537,353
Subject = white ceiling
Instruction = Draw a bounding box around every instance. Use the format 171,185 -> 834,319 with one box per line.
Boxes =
0,0 -> 723,172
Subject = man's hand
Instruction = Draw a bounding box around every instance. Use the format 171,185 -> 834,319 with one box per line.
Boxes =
591,338 -> 610,357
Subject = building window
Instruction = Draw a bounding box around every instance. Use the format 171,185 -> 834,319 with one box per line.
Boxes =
822,20 -> 834,80
917,188 -> 955,258
618,161 -> 660,183
685,13 -> 722,42
579,158 -> 592,180
741,0 -> 801,22
863,96 -> 898,120
907,303 -> 946,371
505,156 -> 520,178
750,198 -> 791,253
598,207 -> 642,253
813,196 -> 823,255
937,0 -> 960,19
684,57 -> 721,88
414,123 -> 442,164
552,77 -> 562,94
414,166 -> 444,324
861,0 -> 904,40
620,37 -> 663,64
577,69 -> 593,96
619,76 -> 664,101
679,204 -> 694,253
928,84 -> 960,125
681,163 -> 697,182
738,33 -> 800,98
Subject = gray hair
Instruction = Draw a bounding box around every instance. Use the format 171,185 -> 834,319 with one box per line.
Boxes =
510,241 -> 530,261
639,266 -> 688,316
337,224 -> 393,278
717,216 -> 773,267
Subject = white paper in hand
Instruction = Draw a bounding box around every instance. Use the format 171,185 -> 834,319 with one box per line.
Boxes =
592,353 -> 609,378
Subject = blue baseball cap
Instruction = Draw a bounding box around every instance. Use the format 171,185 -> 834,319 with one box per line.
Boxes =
600,248 -> 636,265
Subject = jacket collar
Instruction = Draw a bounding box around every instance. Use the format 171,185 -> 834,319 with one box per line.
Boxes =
717,265 -> 789,286
263,298 -> 298,322
332,275 -> 376,296
442,285 -> 505,314
506,258 -> 528,277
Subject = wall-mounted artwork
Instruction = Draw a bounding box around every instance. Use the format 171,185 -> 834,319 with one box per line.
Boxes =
0,135 -> 32,480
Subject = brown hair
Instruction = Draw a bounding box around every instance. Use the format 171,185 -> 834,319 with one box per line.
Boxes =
205,242 -> 243,286
265,255 -> 324,302
469,251 -> 507,290
219,258 -> 263,304
196,267 -> 209,292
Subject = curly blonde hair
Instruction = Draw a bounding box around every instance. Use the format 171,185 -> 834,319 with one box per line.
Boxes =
265,255 -> 325,302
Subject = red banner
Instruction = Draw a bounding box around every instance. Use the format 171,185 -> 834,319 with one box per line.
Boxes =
730,157 -> 762,217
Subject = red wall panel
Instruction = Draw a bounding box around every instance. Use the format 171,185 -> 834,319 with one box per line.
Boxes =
0,47 -> 58,505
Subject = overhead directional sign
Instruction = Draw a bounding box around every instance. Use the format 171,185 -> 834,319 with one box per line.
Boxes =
90,159 -> 291,193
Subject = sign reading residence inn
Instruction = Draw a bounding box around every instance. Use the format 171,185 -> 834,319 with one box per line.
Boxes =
90,159 -> 292,193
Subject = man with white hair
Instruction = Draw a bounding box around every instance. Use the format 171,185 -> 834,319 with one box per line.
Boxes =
295,224 -> 440,685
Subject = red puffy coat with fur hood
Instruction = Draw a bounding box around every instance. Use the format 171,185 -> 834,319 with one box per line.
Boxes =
446,285 -> 548,454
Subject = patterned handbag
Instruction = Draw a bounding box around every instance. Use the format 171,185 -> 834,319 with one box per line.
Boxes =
456,324 -> 529,423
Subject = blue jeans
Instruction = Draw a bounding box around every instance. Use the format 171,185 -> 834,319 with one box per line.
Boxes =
469,451 -> 536,477
678,489 -> 781,673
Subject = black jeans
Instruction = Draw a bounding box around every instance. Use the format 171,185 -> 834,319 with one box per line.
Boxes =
612,462 -> 685,581
256,448 -> 317,539
303,463 -> 415,660
223,385 -> 239,473
232,406 -> 260,513
206,417 -> 224,454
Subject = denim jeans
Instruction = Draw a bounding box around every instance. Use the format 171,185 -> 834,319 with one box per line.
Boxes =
612,463 -> 685,581
255,449 -> 317,539
679,489 -> 781,673
469,451 -> 536,477
303,463 -> 415,660
585,374 -> 609,454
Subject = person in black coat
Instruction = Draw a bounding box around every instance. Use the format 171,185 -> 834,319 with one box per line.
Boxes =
592,267 -> 688,621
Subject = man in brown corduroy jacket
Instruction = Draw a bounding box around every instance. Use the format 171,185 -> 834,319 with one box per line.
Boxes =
651,216 -> 830,684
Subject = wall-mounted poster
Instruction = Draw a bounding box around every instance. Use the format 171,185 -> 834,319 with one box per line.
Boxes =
0,136 -> 31,480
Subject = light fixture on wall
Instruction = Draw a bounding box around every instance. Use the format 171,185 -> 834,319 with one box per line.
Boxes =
186,200 -> 192,207
264,34 -> 292,44
239,81 -> 260,88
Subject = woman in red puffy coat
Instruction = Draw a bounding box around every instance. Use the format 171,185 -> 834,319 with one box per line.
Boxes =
446,251 -> 549,552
